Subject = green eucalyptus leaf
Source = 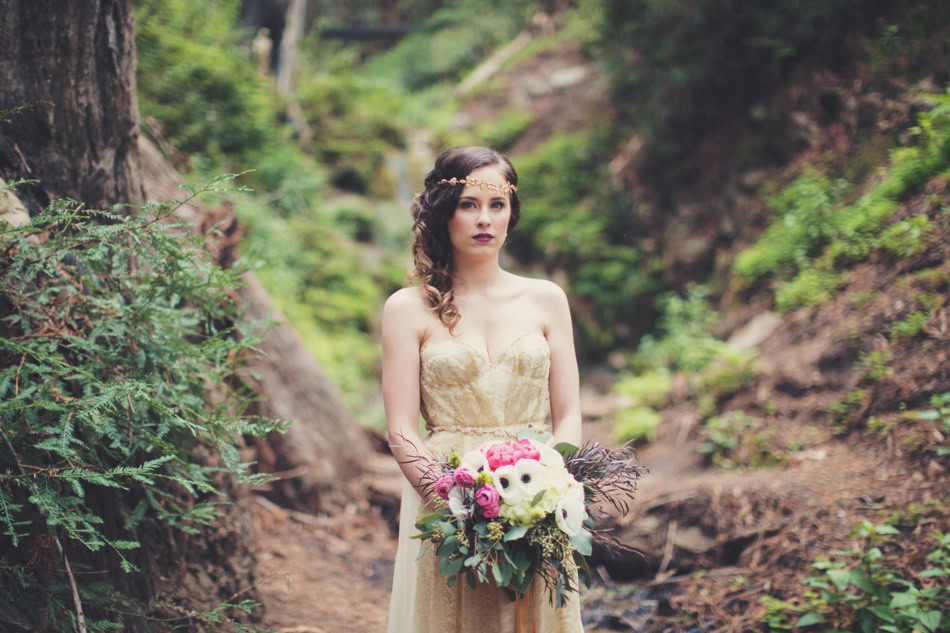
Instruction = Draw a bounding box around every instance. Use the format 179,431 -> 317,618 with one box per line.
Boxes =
437,534 -> 459,557
504,526 -> 527,542
570,529 -> 593,556
492,562 -> 504,586
438,521 -> 456,536
415,511 -> 445,530
554,442 -> 578,461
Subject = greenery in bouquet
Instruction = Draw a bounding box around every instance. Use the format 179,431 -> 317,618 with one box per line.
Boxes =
406,430 -> 645,607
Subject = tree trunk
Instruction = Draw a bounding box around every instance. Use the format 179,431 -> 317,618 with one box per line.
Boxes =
0,0 -> 144,211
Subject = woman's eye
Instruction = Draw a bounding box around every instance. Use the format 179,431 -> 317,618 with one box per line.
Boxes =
491,202 -> 505,209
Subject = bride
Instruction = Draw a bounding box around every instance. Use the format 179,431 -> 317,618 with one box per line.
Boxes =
382,146 -> 584,632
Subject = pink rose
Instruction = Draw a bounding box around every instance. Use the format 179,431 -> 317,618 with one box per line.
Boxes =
435,475 -> 454,500
474,485 -> 501,518
454,467 -> 476,488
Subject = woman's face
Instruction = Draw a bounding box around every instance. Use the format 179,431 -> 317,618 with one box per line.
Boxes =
446,164 -> 512,260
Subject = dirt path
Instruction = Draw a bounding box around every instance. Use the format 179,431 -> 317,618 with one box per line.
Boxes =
252,497 -> 395,633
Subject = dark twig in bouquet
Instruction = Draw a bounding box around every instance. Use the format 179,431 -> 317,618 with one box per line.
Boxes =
535,558 -> 578,606
564,440 -> 647,516
589,525 -> 650,565
390,430 -> 449,501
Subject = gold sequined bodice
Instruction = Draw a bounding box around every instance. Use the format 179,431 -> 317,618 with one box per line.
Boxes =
419,332 -> 552,455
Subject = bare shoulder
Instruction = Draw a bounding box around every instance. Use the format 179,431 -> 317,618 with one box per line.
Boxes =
519,276 -> 568,310
384,285 -> 427,314
382,286 -> 430,337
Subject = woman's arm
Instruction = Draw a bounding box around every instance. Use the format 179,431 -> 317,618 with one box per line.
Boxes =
539,281 -> 583,447
381,288 -> 435,498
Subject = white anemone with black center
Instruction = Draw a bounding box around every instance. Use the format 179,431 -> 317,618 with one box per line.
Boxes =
514,458 -> 546,498
448,486 -> 473,521
555,497 -> 585,537
491,464 -> 526,504
461,449 -> 489,475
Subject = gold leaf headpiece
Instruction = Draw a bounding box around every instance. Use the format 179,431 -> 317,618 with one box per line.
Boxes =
438,177 -> 517,196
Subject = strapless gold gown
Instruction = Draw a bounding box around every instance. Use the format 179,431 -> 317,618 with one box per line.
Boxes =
387,332 -> 584,633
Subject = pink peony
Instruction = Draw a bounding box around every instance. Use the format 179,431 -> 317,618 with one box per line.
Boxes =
518,439 -> 541,461
454,467 -> 477,488
486,443 -> 514,470
485,439 -> 544,469
474,485 -> 501,518
435,475 -> 454,500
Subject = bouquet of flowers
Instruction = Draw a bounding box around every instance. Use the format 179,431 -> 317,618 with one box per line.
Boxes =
408,430 -> 644,608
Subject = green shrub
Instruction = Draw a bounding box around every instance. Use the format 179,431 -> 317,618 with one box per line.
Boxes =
890,311 -> 928,341
829,388 -> 869,431
914,392 -> 950,457
611,369 -> 672,408
612,406 -> 662,444
633,285 -> 725,374
850,289 -> 877,310
878,214 -> 935,257
697,410 -> 785,470
473,109 -> 537,152
363,0 -> 534,90
761,520 -> 950,633
235,197 -> 407,419
858,350 -> 894,382
734,170 -> 850,283
736,88 -> 950,311
511,133 -> 661,351
694,346 -> 759,412
775,268 -> 848,312
0,177 -> 286,630
134,0 -> 293,187
296,71 -> 408,195
595,0 -> 883,185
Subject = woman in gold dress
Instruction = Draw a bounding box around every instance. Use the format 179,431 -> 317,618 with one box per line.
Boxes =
383,146 -> 585,633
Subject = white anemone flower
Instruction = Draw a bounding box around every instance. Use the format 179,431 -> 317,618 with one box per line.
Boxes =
566,483 -> 585,505
448,486 -> 473,521
492,465 -> 526,504
555,497 -> 585,537
538,446 -> 566,469
461,448 -> 490,475
515,458 -> 546,498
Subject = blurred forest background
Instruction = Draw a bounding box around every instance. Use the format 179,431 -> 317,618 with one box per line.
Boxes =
1,0 -> 948,631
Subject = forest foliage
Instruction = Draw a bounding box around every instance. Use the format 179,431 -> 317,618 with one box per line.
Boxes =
3,0 -> 950,630
128,0 -> 950,432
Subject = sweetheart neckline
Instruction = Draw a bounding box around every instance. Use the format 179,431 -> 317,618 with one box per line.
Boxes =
419,331 -> 548,367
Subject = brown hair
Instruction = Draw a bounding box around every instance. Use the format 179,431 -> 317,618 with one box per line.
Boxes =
409,146 -> 521,333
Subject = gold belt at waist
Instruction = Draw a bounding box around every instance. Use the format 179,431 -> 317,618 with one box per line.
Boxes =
426,421 -> 550,436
